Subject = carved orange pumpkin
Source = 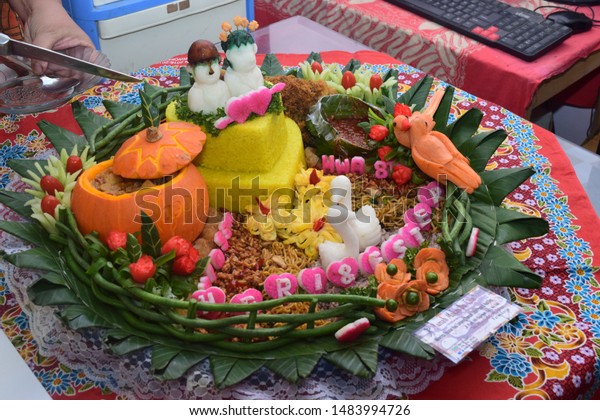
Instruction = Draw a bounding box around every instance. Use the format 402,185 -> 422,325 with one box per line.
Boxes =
71,159 -> 209,243
113,121 -> 206,179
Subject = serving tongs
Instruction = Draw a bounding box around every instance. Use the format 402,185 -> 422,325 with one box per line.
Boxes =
0,33 -> 141,83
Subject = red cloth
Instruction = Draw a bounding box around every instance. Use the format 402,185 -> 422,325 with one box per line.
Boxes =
256,0 -> 600,117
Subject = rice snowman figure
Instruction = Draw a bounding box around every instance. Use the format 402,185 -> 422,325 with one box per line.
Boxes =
220,17 -> 264,98
186,40 -> 230,114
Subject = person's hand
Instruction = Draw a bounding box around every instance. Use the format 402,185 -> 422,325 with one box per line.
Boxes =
9,0 -> 95,75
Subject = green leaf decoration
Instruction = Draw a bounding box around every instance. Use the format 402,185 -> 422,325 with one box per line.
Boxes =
379,327 -> 436,359
210,356 -> 265,388
323,341 -> 379,378
486,370 -> 508,382
60,304 -> 115,330
397,75 -> 433,109
7,158 -> 47,179
495,207 -> 549,245
103,100 -> 139,120
72,101 -> 112,142
342,58 -> 362,73
151,345 -> 182,371
460,129 -> 507,166
441,108 -> 483,148
432,86 -> 455,131
479,245 -> 542,288
38,120 -> 87,153
140,212 -> 161,257
480,167 -> 535,206
4,248 -> 62,273
140,90 -> 161,129
126,233 -> 142,261
306,52 -> 323,63
261,53 -> 286,76
179,67 -> 192,87
155,351 -> 207,381
0,191 -> 33,218
36,271 -> 68,287
28,277 -> 80,306
143,82 -> 166,99
0,221 -> 53,248
265,354 -> 321,383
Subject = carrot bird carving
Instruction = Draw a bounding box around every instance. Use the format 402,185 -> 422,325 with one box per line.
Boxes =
393,90 -> 482,194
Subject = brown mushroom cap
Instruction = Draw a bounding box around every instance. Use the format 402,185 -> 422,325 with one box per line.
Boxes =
188,40 -> 220,65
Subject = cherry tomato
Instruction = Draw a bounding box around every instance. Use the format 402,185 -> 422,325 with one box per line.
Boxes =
341,71 -> 356,90
40,175 -> 64,196
311,61 -> 323,74
370,74 -> 383,91
41,195 -> 60,216
66,156 -> 83,174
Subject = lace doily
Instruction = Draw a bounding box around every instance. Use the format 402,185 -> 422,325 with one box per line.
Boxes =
1,242 -> 454,399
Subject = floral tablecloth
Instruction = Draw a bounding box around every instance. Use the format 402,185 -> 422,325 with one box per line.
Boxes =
255,0 -> 600,117
1,51 -> 600,399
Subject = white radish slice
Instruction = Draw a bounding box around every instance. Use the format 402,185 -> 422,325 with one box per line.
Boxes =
335,317 -> 371,342
466,227 -> 480,257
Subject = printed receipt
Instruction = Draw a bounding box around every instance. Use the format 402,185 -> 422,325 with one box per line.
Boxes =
414,285 -> 521,363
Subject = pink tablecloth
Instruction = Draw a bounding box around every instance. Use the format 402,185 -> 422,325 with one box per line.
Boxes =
255,0 -> 600,117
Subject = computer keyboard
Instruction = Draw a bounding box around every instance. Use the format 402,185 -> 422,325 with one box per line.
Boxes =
385,0 -> 572,61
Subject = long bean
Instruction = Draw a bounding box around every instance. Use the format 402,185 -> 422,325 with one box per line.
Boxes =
166,302 -> 362,330
65,250 -> 125,309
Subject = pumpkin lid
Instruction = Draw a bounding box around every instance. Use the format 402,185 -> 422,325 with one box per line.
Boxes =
113,121 -> 206,179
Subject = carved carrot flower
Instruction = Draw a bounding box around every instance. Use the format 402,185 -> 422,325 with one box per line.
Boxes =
221,21 -> 232,32
219,32 -> 228,42
374,258 -> 411,284
374,280 -> 430,323
248,20 -> 259,31
414,248 -> 449,295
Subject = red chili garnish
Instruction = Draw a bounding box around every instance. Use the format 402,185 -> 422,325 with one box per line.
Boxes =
309,168 -> 320,185
313,217 -> 326,232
